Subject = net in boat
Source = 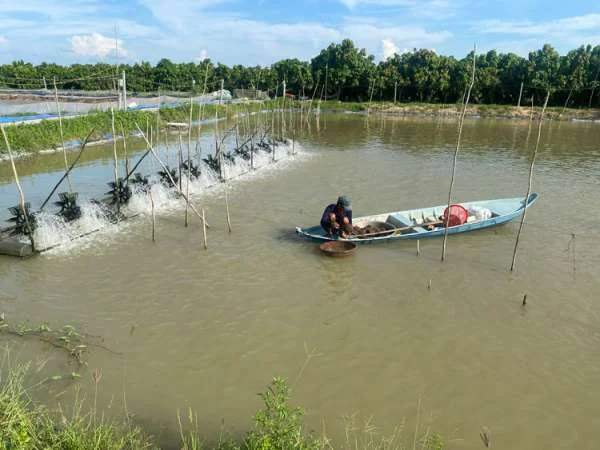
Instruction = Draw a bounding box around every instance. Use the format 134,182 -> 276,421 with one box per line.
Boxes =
443,204 -> 468,227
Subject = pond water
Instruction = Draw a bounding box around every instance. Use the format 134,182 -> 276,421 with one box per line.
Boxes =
1,113 -> 600,449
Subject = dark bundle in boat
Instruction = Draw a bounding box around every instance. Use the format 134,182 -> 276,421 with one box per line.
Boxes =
352,221 -> 395,238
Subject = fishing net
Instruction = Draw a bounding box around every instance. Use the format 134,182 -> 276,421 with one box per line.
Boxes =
443,204 -> 468,227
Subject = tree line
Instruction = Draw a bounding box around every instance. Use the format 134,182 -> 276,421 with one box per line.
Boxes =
1,40 -> 599,108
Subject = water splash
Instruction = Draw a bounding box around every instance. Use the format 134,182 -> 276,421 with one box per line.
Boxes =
32,141 -> 310,255
32,201 -> 116,253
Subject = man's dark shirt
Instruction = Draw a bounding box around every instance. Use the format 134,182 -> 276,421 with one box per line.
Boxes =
320,204 -> 353,233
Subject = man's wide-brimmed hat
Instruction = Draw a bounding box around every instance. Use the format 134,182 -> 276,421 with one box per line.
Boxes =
337,195 -> 352,210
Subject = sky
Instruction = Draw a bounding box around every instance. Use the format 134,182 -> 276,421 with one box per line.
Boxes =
0,0 -> 599,66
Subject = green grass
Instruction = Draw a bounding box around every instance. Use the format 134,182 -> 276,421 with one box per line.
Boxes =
0,364 -> 152,449
0,363 -> 446,450
0,101 -> 273,155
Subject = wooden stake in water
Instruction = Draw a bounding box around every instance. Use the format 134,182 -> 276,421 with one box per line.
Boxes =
185,98 -> 193,228
225,184 -> 232,233
178,132 -> 184,191
135,123 -> 209,228
119,121 -> 129,176
510,91 -> 550,272
202,208 -> 208,249
416,239 -> 420,256
53,77 -> 72,192
149,189 -> 156,242
441,45 -> 476,262
517,81 -> 524,107
110,108 -> 120,215
368,78 -> 375,115
1,126 -> 35,251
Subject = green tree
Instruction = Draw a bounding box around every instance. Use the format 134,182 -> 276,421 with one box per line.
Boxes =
311,39 -> 376,100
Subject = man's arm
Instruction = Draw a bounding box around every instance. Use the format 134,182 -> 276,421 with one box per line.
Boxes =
346,209 -> 353,224
321,204 -> 334,231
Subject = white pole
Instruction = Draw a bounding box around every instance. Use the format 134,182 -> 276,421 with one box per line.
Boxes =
122,70 -> 127,110
517,81 -> 524,108
54,77 -> 72,192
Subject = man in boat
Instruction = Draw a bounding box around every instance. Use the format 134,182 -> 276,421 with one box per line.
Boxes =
321,195 -> 353,238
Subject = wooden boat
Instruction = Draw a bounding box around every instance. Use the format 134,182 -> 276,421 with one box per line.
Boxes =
296,194 -> 538,243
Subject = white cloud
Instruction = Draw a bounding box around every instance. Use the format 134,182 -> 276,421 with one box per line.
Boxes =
338,0 -> 412,9
342,21 -> 452,59
381,39 -> 399,59
475,13 -> 600,53
478,14 -> 600,36
0,1 -> 100,19
0,36 -> 8,46
0,0 -> 453,65
336,0 -> 460,18
195,49 -> 209,62
71,32 -> 126,58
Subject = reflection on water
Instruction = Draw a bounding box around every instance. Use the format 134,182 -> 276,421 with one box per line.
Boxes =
1,114 -> 600,449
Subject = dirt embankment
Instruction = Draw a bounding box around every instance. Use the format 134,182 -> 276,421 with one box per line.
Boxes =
365,103 -> 600,122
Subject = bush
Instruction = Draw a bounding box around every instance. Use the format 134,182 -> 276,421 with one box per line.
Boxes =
244,377 -> 321,450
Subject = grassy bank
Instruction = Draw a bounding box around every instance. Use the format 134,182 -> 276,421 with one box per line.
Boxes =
0,365 -> 443,450
3,98 -> 595,156
0,101 -> 270,155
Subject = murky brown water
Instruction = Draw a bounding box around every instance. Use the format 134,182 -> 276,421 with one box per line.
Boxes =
1,114 -> 600,449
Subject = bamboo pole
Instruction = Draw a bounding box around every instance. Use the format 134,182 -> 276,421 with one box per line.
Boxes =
110,108 -> 120,215
368,78 -> 375,115
197,64 -> 209,143
150,189 -> 156,242
156,88 -> 161,147
201,208 -> 208,249
510,91 -> 550,272
178,132 -> 183,191
1,125 -> 35,251
119,122 -> 129,177
589,64 -> 600,108
53,78 -> 72,192
185,98 -> 193,227
135,123 -> 209,227
225,184 -> 232,233
517,81 -> 524,107
39,128 -> 95,211
441,46 -> 476,262
305,81 -> 319,124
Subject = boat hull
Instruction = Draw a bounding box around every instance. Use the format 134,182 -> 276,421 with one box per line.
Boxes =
296,194 -> 538,244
